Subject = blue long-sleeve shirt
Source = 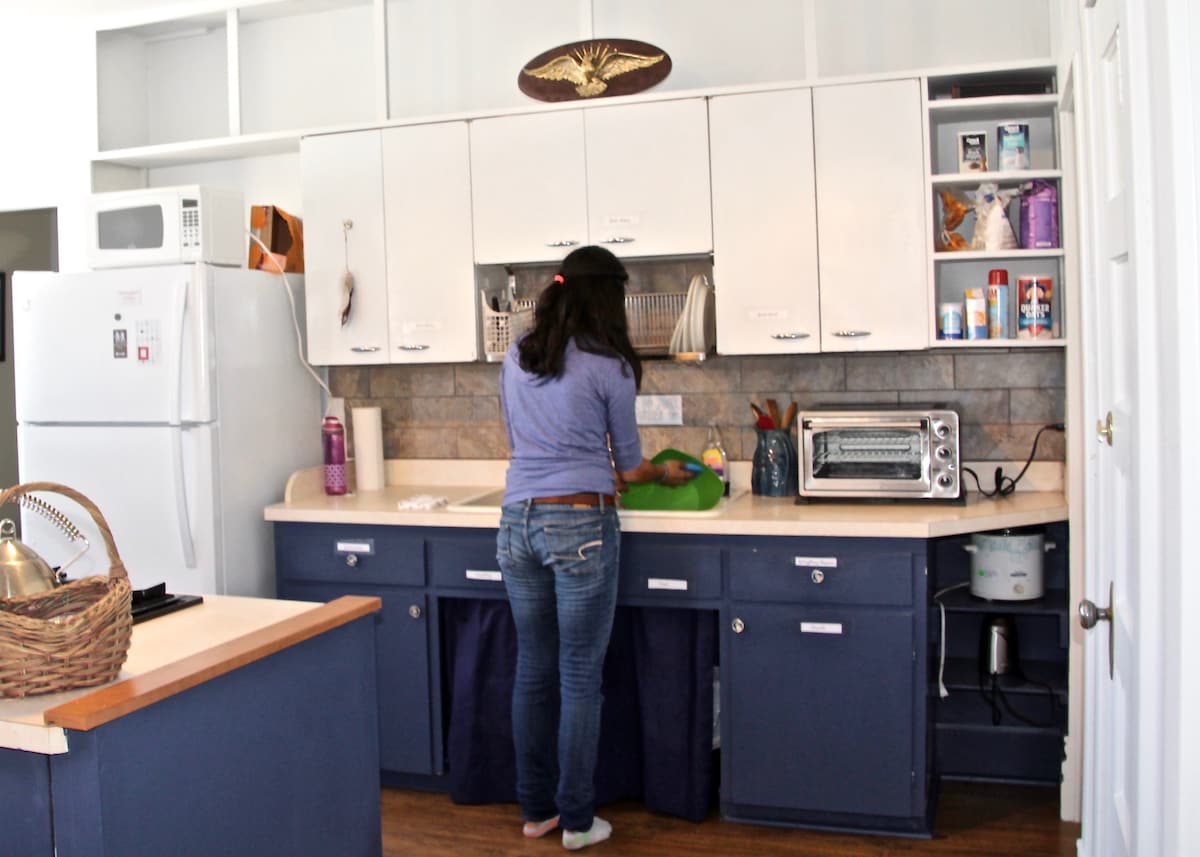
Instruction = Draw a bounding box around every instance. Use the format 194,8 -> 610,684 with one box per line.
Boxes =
500,339 -> 642,504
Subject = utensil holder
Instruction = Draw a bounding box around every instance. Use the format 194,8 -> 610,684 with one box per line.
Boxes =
751,430 -> 799,497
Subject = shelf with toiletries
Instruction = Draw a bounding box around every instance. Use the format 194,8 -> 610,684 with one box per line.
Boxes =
925,65 -> 1067,349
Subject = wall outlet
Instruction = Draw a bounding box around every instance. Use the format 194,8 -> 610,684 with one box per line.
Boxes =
636,394 -> 683,426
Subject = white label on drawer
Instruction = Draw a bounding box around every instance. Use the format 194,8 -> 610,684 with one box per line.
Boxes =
794,556 -> 838,568
466,569 -> 503,582
800,622 -> 843,635
647,578 -> 688,591
336,540 -> 374,555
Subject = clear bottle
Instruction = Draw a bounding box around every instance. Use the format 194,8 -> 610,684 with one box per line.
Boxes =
701,423 -> 730,496
323,416 -> 348,496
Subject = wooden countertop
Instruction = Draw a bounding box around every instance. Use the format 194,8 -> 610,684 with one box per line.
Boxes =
264,464 -> 1068,539
0,594 -> 380,755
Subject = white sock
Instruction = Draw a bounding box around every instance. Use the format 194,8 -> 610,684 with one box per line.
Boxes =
562,816 -> 612,851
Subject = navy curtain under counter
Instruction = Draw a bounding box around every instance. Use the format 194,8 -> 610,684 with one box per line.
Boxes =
440,599 -> 718,822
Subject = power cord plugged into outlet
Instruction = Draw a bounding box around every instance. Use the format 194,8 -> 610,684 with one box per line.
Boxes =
964,423 -> 1066,498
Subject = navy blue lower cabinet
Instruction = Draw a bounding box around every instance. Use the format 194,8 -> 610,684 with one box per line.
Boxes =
721,538 -> 933,836
274,523 -> 437,778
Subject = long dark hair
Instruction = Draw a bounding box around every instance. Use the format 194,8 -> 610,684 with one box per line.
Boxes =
517,245 -> 643,389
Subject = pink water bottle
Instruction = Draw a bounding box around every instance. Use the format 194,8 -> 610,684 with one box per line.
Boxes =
323,416 -> 347,495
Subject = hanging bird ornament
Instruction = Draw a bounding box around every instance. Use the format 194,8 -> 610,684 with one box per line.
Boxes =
518,39 -> 672,102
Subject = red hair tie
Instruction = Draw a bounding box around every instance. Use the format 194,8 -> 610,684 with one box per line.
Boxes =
553,274 -> 565,283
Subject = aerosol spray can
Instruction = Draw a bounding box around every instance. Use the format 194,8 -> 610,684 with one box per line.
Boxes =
987,268 -> 1011,339
323,416 -> 348,496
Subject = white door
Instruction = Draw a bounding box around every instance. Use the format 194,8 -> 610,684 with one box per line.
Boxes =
300,129 -> 390,365
812,79 -> 928,352
709,88 -> 821,355
1078,0 -> 1179,853
584,99 -> 713,258
469,110 -> 588,264
382,122 -> 477,362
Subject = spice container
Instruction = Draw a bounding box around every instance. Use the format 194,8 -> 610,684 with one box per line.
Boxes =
964,288 -> 988,340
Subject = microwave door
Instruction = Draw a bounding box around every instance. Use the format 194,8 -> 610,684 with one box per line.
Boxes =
804,420 -> 932,494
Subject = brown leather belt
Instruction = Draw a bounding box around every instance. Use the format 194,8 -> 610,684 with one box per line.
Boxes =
530,492 -> 617,508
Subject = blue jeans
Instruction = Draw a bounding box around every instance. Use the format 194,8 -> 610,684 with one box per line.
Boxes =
497,500 -> 621,833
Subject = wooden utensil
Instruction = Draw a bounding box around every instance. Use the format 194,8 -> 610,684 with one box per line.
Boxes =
781,402 -> 798,431
765,399 -> 781,428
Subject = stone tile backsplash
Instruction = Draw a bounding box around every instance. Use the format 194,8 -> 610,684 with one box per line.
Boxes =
330,348 -> 1065,464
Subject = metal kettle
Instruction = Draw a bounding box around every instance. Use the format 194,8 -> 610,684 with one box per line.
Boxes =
0,518 -> 66,597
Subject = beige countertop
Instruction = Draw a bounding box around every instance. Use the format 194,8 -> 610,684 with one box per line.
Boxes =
264,462 -> 1068,539
0,594 -> 379,755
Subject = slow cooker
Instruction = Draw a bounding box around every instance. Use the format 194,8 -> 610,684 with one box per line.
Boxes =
965,526 -> 1057,601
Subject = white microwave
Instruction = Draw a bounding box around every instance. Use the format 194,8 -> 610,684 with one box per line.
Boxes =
86,185 -> 245,269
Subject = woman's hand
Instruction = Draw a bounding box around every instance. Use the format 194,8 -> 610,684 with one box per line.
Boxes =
617,457 -> 697,489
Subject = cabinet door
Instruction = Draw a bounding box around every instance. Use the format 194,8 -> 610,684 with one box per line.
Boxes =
382,122 -> 477,362
278,579 -> 435,776
725,603 -> 917,818
709,89 -> 820,354
300,130 -> 390,364
469,110 -> 588,263
813,79 -> 928,351
584,99 -> 713,258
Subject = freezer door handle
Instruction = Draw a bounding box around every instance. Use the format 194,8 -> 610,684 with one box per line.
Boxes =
171,425 -> 197,568
168,278 -> 188,425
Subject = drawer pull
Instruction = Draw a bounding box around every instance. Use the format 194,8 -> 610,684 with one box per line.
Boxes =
811,569 -> 825,584
800,621 -> 843,635
647,577 -> 688,591
408,604 -> 422,619
465,569 -> 503,582
731,617 -> 745,634
345,554 -> 359,567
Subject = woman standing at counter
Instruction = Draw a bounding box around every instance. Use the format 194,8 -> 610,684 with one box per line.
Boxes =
497,246 -> 693,850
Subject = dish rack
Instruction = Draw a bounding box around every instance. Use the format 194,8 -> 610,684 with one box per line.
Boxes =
480,291 -> 691,361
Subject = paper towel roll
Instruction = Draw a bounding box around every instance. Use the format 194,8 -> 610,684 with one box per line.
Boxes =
352,407 -> 386,492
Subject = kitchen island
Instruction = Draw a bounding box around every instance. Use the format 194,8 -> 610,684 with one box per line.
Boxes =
0,594 -> 382,857
265,462 -> 1068,836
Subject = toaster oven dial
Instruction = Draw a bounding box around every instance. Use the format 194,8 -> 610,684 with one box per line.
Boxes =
935,445 -> 953,460
933,421 -> 951,439
937,474 -> 956,488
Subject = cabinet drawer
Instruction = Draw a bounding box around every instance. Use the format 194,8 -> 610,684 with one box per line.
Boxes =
274,523 -> 424,587
428,532 -> 506,593
619,538 -> 722,602
728,544 -> 915,606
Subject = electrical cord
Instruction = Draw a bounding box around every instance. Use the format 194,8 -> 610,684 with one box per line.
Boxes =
933,582 -> 971,698
963,422 -> 1065,498
246,230 -> 332,400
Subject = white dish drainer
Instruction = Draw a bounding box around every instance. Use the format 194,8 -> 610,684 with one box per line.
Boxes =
481,291 -> 690,362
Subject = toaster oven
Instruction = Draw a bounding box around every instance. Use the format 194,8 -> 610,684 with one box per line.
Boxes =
798,407 -> 962,501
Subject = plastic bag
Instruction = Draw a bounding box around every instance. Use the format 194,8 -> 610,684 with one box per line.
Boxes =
970,183 -> 1019,251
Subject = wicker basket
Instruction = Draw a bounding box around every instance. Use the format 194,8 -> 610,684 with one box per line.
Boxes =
0,482 -> 132,699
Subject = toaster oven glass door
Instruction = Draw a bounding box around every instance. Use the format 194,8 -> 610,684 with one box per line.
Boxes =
804,418 -> 932,494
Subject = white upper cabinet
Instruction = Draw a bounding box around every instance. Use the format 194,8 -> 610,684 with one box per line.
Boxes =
302,123 -> 476,365
470,98 -> 712,265
301,129 -> 390,365
381,122 -> 477,362
813,79 -> 928,351
709,88 -> 820,355
468,110 -> 588,265
584,99 -> 713,258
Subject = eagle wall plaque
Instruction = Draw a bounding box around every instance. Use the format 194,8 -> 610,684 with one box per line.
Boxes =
519,38 -> 672,102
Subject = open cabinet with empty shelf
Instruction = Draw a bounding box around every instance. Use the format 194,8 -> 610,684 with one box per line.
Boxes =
925,65 -> 1067,348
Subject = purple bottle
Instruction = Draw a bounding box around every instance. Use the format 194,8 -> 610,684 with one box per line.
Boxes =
323,416 -> 347,496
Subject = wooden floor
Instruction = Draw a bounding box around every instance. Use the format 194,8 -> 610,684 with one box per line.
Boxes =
381,781 -> 1080,856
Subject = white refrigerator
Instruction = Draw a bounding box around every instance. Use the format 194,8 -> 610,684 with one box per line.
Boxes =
11,263 -> 322,597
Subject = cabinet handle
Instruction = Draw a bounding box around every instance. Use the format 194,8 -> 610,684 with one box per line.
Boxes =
770,332 -> 810,340
811,569 -> 825,584
397,344 -> 430,351
345,554 -> 359,567
350,345 -> 381,353
731,617 -> 745,634
598,236 -> 635,245
544,239 -> 580,248
408,604 -> 422,619
832,330 -> 872,338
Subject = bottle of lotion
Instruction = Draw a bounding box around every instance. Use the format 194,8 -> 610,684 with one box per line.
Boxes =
701,423 -> 730,497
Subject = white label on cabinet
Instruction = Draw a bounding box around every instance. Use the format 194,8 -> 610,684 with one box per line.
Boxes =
748,308 -> 789,320
466,569 -> 503,582
647,577 -> 688,591
336,540 -> 374,555
800,622 -> 843,635
794,556 -> 838,568
602,214 -> 640,227
402,321 -> 441,333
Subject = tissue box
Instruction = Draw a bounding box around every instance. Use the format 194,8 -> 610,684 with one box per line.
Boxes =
248,205 -> 304,273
